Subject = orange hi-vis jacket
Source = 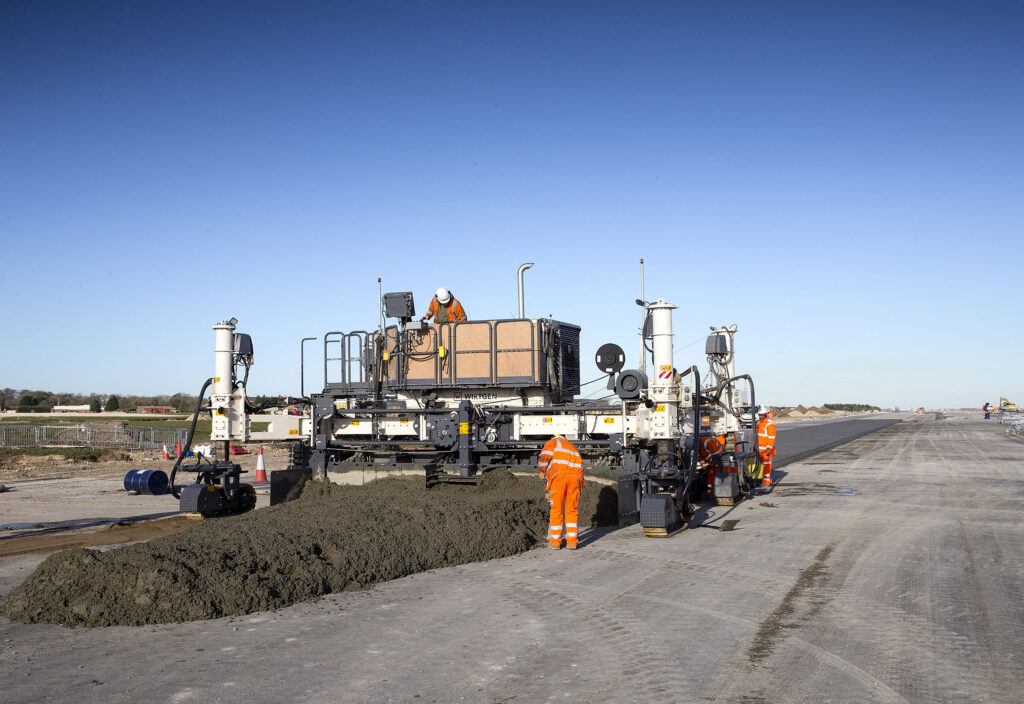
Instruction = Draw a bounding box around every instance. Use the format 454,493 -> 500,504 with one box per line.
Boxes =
538,436 -> 584,548
426,297 -> 467,323
698,434 -> 726,463
699,433 -> 726,493
538,436 -> 584,489
757,416 -> 776,462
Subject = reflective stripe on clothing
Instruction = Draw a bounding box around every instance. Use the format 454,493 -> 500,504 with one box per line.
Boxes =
757,417 -> 777,461
426,297 -> 467,322
546,471 -> 583,548
538,436 -> 584,485
698,434 -> 726,462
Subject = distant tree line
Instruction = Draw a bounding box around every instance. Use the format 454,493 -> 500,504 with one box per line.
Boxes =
1,389 -> 294,414
823,403 -> 882,412
0,388 -> 202,414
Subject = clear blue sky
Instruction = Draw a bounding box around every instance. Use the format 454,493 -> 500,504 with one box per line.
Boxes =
2,0 -> 1021,409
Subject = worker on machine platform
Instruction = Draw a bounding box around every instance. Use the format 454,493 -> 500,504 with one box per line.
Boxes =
421,287 -> 467,323
538,433 -> 584,550
757,406 -> 777,488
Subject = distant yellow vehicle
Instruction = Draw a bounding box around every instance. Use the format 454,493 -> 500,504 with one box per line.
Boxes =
1000,397 -> 1018,411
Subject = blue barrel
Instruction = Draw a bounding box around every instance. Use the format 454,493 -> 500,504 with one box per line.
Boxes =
123,469 -> 171,496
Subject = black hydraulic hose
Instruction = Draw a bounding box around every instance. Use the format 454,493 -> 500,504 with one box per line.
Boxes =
678,367 -> 701,517
709,373 -> 756,418
170,377 -> 214,499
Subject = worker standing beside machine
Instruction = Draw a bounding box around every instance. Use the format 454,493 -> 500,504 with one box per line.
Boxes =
538,434 -> 584,550
421,287 -> 467,323
757,406 -> 776,487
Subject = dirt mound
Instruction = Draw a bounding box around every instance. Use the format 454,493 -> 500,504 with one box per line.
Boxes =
0,470 -> 617,627
98,451 -> 132,463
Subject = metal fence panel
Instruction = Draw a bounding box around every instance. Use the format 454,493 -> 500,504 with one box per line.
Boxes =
0,424 -> 188,450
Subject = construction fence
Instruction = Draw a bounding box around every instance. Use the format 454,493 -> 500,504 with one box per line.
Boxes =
0,424 -> 189,451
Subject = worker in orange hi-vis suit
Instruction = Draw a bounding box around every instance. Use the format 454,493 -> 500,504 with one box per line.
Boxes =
699,434 -> 726,495
756,406 -> 777,487
538,434 -> 584,549
420,287 -> 467,323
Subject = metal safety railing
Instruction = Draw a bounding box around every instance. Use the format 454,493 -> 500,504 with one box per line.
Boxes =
0,424 -> 189,450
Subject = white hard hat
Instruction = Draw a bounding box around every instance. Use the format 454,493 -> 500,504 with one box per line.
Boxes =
434,287 -> 451,305
757,405 -> 769,415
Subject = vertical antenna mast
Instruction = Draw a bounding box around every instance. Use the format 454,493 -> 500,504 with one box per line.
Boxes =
377,277 -> 383,331
639,258 -> 646,373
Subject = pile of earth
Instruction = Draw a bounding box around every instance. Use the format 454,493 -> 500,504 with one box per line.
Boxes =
0,469 -> 617,627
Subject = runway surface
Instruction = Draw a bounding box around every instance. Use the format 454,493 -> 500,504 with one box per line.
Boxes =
775,414 -> 904,466
3,412 -> 1023,703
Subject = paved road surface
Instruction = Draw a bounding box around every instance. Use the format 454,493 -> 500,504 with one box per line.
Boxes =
775,415 -> 904,466
2,413 -> 1022,703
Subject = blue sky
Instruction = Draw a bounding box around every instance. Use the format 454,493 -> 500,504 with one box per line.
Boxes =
1,0 -> 1021,408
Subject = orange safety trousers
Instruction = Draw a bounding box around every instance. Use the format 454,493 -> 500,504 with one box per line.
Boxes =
547,472 -> 583,548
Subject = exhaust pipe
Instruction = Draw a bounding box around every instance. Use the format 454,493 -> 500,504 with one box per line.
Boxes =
517,262 -> 534,318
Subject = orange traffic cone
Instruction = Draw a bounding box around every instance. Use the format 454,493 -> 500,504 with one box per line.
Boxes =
175,438 -> 183,460
254,445 -> 267,482
162,441 -> 170,460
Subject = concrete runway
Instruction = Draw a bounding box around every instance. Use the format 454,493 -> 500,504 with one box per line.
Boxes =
775,415 -> 904,467
2,413 -> 1023,703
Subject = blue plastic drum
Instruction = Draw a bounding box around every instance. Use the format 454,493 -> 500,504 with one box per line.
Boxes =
123,469 -> 171,495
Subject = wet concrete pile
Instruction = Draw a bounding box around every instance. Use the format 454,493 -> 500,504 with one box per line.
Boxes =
0,470 -> 617,627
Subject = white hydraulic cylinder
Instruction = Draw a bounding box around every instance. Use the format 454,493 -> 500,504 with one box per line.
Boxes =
211,320 -> 237,442
213,321 -> 236,397
648,299 -> 677,389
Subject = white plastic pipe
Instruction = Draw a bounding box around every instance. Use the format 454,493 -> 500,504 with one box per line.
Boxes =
517,262 -> 534,318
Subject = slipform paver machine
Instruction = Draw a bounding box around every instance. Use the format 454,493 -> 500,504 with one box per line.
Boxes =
173,293 -> 762,534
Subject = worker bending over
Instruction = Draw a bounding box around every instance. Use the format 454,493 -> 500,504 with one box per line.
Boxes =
421,287 -> 467,323
538,434 -> 584,549
757,406 -> 776,487
699,434 -> 726,496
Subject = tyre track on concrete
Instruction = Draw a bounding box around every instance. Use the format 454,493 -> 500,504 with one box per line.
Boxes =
931,420 -> 1024,700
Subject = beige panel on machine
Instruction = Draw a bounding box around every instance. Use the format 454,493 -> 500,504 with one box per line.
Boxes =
405,326 -> 439,384
381,319 -> 553,388
453,321 -> 493,383
495,319 -> 538,382
384,327 -> 398,380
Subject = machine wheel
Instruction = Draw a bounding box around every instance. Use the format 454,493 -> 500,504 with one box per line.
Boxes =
238,483 -> 257,513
